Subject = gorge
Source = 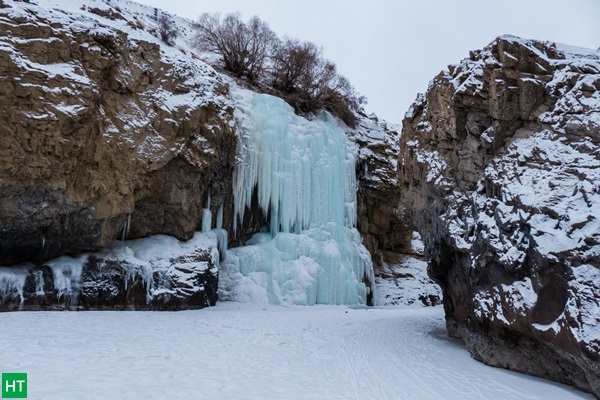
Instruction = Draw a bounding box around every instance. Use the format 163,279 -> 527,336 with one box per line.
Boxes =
0,0 -> 598,397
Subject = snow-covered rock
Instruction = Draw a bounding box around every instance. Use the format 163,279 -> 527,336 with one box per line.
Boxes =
399,35 -> 600,396
351,114 -> 413,264
0,0 -> 236,265
374,255 -> 442,307
0,232 -> 219,310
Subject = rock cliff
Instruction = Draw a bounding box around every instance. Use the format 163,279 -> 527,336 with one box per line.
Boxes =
353,114 -> 413,265
0,0 -> 236,265
0,0 -> 406,310
399,35 -> 600,396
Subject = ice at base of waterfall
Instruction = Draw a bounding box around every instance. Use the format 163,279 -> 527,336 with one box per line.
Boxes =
220,228 -> 372,305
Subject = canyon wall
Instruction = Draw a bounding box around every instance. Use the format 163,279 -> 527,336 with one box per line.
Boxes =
399,36 -> 600,396
0,0 -> 400,309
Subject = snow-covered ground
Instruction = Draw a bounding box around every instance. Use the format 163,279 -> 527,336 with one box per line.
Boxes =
374,256 -> 442,307
374,233 -> 442,307
0,304 -> 591,399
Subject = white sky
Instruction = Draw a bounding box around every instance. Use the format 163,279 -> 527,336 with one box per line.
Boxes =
137,0 -> 599,124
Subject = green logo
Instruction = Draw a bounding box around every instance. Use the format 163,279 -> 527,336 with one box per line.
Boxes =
2,373 -> 27,398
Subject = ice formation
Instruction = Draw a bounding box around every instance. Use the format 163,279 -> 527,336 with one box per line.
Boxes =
0,255 -> 87,307
215,203 -> 228,254
220,88 -> 374,305
0,232 -> 220,310
0,265 -> 28,304
46,255 -> 87,304
201,193 -> 213,233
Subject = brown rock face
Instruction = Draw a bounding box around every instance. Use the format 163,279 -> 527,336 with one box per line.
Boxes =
0,4 -> 236,265
353,115 -> 412,268
399,36 -> 600,396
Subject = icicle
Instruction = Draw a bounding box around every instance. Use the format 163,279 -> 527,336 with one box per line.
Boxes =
46,255 -> 86,307
126,213 -> 131,237
140,264 -> 154,304
34,270 -> 44,295
216,203 -> 224,230
216,228 -> 228,255
215,203 -> 228,255
121,213 -> 131,242
0,266 -> 28,305
202,192 -> 212,233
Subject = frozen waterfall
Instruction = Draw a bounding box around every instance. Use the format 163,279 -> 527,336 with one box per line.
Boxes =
219,88 -> 374,305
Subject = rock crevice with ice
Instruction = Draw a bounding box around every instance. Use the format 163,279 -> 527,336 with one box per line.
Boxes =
352,115 -> 413,265
399,35 -> 600,396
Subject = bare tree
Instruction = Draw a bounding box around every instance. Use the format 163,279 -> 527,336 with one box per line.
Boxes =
271,39 -> 364,126
194,12 -> 276,81
271,38 -> 320,94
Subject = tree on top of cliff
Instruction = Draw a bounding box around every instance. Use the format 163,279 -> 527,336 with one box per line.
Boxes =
193,14 -> 364,127
270,38 -> 362,125
271,38 -> 364,126
193,12 -> 276,82
271,39 -> 321,94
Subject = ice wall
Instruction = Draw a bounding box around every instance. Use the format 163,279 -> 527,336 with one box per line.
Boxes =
220,89 -> 374,305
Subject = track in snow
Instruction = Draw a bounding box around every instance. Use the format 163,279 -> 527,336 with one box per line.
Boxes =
0,304 -> 592,399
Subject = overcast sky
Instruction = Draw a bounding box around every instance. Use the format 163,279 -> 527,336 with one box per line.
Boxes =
137,0 -> 599,124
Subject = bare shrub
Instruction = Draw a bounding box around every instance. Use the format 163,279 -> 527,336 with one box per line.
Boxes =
271,38 -> 320,94
193,12 -> 276,81
158,13 -> 178,46
271,39 -> 365,127
192,12 -> 365,126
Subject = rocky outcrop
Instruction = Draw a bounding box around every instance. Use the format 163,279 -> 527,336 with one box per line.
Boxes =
0,232 -> 219,310
399,35 -> 600,396
0,1 -> 236,265
353,115 -> 412,267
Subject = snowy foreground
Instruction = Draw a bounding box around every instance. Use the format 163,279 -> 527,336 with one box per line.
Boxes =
0,304 -> 591,400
